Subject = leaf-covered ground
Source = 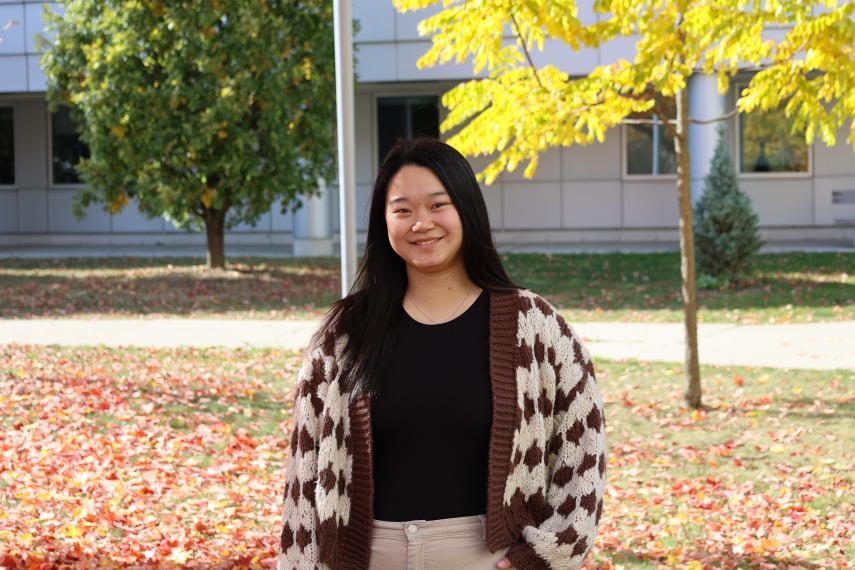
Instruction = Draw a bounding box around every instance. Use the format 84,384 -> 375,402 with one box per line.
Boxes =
1,345 -> 851,568
0,257 -> 341,321
1,252 -> 851,323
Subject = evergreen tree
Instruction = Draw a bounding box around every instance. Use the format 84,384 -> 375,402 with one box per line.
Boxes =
693,125 -> 764,280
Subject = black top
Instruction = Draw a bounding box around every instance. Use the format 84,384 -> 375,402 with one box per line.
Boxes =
370,290 -> 492,521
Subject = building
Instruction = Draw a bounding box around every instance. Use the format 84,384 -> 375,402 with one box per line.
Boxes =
1,0 -> 853,254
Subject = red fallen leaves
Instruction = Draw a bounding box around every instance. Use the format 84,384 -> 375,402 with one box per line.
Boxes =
1,345 -> 851,568
598,397 -> 852,568
0,344 -> 302,569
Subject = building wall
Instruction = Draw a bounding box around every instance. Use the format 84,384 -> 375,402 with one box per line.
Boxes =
1,0 -> 853,246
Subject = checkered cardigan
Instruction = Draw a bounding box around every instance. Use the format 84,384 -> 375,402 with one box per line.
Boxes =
277,288 -> 607,569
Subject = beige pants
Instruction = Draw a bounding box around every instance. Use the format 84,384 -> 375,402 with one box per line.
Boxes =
368,514 -> 510,570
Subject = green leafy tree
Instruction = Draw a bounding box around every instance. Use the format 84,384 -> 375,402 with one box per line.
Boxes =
694,125 -> 764,282
39,0 -> 336,268
393,0 -> 854,408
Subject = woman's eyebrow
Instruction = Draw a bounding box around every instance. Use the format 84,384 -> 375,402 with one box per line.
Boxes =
388,191 -> 449,206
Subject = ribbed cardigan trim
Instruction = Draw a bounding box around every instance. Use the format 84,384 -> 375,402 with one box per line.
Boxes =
485,290 -> 522,552
318,394 -> 374,569
319,289 -> 522,566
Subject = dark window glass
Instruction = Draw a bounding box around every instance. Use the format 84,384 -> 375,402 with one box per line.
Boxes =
377,96 -> 439,165
52,106 -> 90,184
739,102 -> 808,173
0,107 -> 13,185
625,97 -> 677,176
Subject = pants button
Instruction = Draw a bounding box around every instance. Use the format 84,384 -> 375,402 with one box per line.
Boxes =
406,524 -> 418,535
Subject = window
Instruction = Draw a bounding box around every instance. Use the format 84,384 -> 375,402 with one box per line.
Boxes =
624,97 -> 677,176
51,106 -> 90,184
0,107 -> 13,185
377,96 -> 439,165
737,94 -> 808,173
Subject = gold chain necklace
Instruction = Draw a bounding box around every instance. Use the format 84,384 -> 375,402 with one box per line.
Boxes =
406,286 -> 475,324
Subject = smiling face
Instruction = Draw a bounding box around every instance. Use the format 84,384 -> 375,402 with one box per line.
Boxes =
385,164 -> 465,275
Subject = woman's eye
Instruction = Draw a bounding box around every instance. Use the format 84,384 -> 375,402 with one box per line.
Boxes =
394,209 -> 410,214
432,203 -> 448,209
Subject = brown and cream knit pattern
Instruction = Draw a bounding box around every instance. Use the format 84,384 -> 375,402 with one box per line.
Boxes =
277,289 -> 607,570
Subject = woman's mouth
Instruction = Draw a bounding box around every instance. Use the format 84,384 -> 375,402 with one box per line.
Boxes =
411,236 -> 444,247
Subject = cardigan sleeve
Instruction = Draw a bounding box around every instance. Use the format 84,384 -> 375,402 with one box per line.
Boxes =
276,342 -> 327,570
505,310 -> 607,570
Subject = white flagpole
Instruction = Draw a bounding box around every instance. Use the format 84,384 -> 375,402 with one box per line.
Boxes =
333,0 -> 357,297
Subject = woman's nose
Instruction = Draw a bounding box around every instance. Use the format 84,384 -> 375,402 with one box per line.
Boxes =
411,218 -> 435,231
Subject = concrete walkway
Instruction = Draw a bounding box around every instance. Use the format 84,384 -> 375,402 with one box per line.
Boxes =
2,318 -> 852,370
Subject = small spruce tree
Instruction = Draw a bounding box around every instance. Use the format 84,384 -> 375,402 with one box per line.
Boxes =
693,125 -> 764,281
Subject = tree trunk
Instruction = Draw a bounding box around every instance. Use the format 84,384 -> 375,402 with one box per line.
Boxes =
203,207 -> 227,269
674,85 -> 703,409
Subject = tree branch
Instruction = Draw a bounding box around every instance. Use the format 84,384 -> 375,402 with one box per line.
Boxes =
621,106 -> 739,125
509,11 -> 543,89
688,107 -> 739,124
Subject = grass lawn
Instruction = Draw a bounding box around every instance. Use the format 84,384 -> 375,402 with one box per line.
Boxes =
1,251 -> 852,323
1,344 -> 851,568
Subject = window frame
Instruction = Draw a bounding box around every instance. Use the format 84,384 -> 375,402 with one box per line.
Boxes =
0,104 -> 15,189
620,114 -> 680,181
372,89 -> 443,181
620,94 -> 679,181
734,80 -> 812,179
48,105 -> 89,189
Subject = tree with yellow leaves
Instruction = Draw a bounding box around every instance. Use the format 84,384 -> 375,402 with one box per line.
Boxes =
392,0 -> 854,409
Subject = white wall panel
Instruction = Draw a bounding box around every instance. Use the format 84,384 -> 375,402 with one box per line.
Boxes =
814,176 -> 855,225
562,131 -> 621,180
26,54 -> 45,90
0,190 -> 17,231
110,200 -> 165,232
0,4 -> 25,54
622,182 -> 678,227
503,182 -> 561,229
394,2 -> 442,41
814,121 -> 855,177
353,0 -> 395,42
576,0 -> 599,26
0,56 -> 27,91
480,183 -> 503,229
528,38 -> 598,76
17,187 -> 47,231
25,1 -> 46,53
599,35 -> 637,67
396,42 -> 474,81
355,43 -> 396,83
563,181 -> 621,228
48,188 -> 110,232
740,179 -> 813,225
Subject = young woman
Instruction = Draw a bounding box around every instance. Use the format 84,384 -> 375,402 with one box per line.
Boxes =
277,138 -> 607,570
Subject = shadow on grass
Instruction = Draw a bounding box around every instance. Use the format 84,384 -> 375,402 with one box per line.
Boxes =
0,256 -> 340,318
1,252 -> 852,319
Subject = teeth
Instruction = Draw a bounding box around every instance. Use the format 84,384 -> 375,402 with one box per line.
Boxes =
415,238 -> 440,245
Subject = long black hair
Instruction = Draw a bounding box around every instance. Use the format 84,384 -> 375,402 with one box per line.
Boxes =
318,137 -> 519,397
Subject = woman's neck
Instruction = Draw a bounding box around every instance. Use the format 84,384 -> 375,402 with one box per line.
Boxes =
404,265 -> 481,323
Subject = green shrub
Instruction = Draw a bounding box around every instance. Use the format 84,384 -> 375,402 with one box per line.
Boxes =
693,125 -> 764,279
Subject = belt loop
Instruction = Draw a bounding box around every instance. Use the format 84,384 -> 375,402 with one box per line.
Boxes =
478,514 -> 486,541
